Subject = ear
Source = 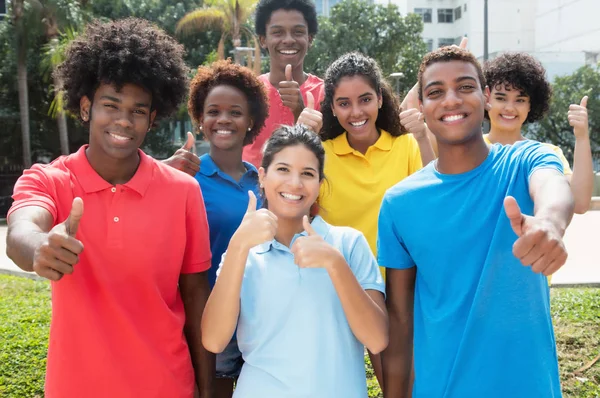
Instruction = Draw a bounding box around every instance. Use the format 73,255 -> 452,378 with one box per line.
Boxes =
483,85 -> 491,103
248,119 -> 254,131
419,102 -> 424,113
378,89 -> 383,108
258,167 -> 266,187
308,35 -> 314,46
149,110 -> 157,129
259,35 -> 267,49
80,96 -> 91,121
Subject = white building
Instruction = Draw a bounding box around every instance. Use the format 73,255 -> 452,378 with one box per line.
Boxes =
374,0 -> 600,79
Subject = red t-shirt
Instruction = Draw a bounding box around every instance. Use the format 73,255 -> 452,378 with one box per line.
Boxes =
8,146 -> 211,398
242,73 -> 325,168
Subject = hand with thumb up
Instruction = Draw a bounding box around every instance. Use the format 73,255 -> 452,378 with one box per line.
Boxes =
230,191 -> 278,252
32,197 -> 85,281
503,196 -> 568,276
297,91 -> 323,134
162,131 -> 201,176
279,64 -> 304,121
291,215 -> 344,269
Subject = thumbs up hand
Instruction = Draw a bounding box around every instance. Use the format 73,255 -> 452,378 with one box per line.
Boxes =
162,131 -> 201,176
291,216 -> 343,269
503,196 -> 568,276
279,64 -> 304,120
32,197 -> 85,281
231,191 -> 278,251
568,95 -> 589,140
400,108 -> 426,139
297,91 -> 323,133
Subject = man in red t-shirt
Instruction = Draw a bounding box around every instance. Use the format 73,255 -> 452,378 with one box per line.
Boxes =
6,18 -> 214,398
165,0 -> 325,173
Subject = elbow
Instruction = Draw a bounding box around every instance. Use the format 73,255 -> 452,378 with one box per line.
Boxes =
201,333 -> 228,354
573,200 -> 590,215
365,329 -> 390,355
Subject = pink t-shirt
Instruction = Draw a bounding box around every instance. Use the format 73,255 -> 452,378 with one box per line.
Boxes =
9,146 -> 211,398
243,73 -> 325,168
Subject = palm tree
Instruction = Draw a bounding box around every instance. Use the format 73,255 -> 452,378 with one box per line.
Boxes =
176,0 -> 261,73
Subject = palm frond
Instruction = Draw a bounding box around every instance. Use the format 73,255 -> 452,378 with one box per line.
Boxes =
176,8 -> 227,36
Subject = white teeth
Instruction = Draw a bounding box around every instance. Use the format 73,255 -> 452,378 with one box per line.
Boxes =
215,130 -> 234,135
109,133 -> 130,141
280,50 -> 298,55
501,115 -> 516,120
350,120 -> 367,127
280,192 -> 302,200
442,114 -> 465,122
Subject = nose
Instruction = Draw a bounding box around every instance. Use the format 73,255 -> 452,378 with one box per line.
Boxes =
288,172 -> 303,189
441,89 -> 462,109
114,111 -> 134,129
350,103 -> 362,119
217,112 -> 231,125
282,31 -> 294,45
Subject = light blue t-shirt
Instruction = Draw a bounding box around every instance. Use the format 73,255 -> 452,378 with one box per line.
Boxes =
378,141 -> 564,397
221,216 -> 384,398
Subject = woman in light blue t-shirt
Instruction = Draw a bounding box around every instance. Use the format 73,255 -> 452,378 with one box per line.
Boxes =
201,124 -> 388,397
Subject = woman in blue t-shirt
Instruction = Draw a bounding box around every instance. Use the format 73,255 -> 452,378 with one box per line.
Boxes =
201,124 -> 388,397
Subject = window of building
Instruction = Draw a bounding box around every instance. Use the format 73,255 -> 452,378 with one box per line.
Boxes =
464,4 -> 467,12
438,38 -> 456,48
438,8 -> 454,23
414,8 -> 433,23
454,6 -> 462,20
424,38 -> 434,52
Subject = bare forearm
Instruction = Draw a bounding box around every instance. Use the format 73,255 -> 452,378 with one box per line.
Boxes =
327,257 -> 388,354
570,137 -> 594,214
201,242 -> 247,353
415,135 -> 436,166
531,172 -> 575,234
382,312 -> 413,397
6,221 -> 48,272
183,286 -> 215,396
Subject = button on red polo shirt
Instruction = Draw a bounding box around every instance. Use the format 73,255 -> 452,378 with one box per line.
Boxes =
8,146 -> 211,398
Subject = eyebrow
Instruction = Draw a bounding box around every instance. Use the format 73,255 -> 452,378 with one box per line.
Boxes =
274,162 -> 318,172
335,92 -> 374,101
269,24 -> 307,30
424,76 -> 477,91
206,103 -> 243,108
493,91 -> 528,98
100,95 -> 150,108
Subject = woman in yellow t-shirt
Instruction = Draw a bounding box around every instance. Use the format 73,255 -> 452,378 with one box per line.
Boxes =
484,52 -> 593,215
299,52 -> 434,388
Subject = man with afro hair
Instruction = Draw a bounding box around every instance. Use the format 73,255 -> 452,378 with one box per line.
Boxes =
6,18 -> 215,398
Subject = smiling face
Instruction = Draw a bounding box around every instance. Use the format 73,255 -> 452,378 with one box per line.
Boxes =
331,75 -> 382,144
260,9 -> 311,72
420,60 -> 488,145
201,85 -> 252,151
487,83 -> 531,134
82,83 -> 156,161
259,144 -> 321,221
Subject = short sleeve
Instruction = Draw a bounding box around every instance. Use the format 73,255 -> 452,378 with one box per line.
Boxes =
182,183 -> 212,274
549,144 -> 573,176
8,165 -> 58,223
347,232 -> 385,295
521,141 -> 564,180
377,195 -> 415,270
407,134 -> 424,174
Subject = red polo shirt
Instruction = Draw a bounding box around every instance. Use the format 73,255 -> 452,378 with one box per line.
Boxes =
8,146 -> 211,398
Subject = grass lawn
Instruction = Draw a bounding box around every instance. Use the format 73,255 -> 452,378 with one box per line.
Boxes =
0,274 -> 599,397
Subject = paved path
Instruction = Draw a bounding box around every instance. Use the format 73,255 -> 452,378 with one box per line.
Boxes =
1,213 -> 599,285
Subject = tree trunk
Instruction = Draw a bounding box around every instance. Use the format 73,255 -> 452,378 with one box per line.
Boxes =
54,77 -> 69,155
17,32 -> 32,168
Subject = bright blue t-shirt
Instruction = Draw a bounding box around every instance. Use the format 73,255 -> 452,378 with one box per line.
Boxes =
378,141 -> 564,397
221,216 -> 385,398
195,154 -> 260,287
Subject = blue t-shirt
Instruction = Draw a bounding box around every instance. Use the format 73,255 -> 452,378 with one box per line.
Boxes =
378,141 -> 564,397
221,216 -> 385,398
195,154 -> 260,287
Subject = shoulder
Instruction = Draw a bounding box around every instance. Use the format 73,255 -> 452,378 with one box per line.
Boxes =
307,74 -> 324,85
383,163 -> 436,199
150,155 -> 200,190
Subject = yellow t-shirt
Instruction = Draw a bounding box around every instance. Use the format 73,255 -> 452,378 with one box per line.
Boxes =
319,130 -> 422,274
483,134 -> 573,175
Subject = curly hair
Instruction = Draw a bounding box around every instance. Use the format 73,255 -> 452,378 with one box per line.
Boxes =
320,52 -> 403,141
418,46 -> 486,101
255,0 -> 318,36
54,18 -> 188,121
187,59 -> 269,145
484,52 -> 551,123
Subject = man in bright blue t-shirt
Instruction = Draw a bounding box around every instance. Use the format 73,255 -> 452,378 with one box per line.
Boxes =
378,46 -> 575,397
